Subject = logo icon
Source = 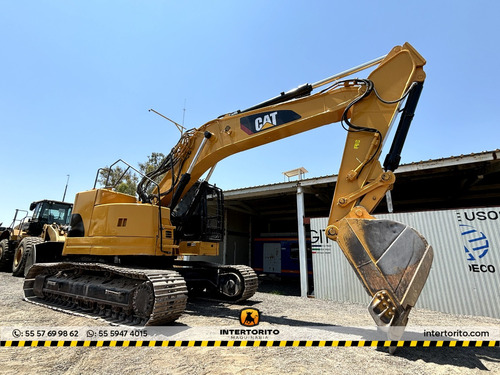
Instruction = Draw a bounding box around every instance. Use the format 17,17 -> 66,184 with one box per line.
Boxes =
240,110 -> 301,134
460,224 -> 489,261
239,308 -> 260,327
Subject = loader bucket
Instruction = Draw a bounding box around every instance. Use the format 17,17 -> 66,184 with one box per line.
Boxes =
335,216 -> 433,338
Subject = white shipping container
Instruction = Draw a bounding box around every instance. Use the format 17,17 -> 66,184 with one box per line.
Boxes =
311,207 -> 500,318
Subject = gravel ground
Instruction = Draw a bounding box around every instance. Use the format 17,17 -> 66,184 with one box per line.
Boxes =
0,271 -> 499,375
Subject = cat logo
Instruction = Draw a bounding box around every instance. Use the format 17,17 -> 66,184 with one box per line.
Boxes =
254,111 -> 278,131
239,308 -> 260,327
240,110 -> 301,135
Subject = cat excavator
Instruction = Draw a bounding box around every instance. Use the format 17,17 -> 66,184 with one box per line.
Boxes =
24,43 -> 433,337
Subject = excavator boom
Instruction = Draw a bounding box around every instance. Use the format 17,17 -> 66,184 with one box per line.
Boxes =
139,45 -> 426,218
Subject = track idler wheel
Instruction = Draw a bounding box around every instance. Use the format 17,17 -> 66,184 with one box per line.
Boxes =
218,272 -> 243,299
133,282 -> 155,321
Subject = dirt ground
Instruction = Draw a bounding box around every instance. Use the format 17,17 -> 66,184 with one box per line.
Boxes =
0,272 -> 499,375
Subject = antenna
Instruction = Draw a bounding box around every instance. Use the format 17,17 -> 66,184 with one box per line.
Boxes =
62,174 -> 70,201
149,108 -> 186,135
182,99 -> 187,127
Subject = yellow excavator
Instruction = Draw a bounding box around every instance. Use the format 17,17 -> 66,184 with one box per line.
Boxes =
24,43 -> 433,336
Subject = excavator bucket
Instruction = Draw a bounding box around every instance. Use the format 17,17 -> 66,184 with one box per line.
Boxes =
335,216 -> 433,339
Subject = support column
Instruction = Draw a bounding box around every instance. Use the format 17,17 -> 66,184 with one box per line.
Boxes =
296,184 -> 308,297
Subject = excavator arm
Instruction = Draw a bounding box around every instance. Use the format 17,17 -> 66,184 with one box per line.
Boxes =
137,42 -> 432,334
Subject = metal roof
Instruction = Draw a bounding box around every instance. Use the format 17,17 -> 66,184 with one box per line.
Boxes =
225,149 -> 499,201
222,150 -> 500,235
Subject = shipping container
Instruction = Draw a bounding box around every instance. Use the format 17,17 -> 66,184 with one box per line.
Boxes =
253,235 -> 313,278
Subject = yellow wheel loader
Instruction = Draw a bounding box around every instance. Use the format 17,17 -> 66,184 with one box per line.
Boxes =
24,43 -> 433,337
0,200 -> 72,276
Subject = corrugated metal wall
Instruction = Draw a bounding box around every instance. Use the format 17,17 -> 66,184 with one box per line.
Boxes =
311,207 -> 500,318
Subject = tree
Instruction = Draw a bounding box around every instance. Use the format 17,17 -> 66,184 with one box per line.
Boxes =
138,152 -> 167,196
97,166 -> 138,196
138,152 -> 166,176
96,153 -> 167,198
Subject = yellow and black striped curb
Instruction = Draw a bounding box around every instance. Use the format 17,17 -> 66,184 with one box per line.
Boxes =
1,340 -> 499,347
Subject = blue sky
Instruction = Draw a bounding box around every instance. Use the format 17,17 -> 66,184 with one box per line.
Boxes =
1,1 -> 499,223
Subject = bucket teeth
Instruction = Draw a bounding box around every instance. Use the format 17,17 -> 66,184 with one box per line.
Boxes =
369,290 -> 399,326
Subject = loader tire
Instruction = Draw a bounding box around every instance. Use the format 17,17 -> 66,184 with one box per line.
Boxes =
0,239 -> 13,271
12,237 -> 43,277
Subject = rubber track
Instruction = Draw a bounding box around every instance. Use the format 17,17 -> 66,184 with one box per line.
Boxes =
23,262 -> 188,326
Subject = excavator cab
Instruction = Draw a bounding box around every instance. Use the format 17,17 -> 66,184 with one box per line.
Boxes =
171,181 -> 224,242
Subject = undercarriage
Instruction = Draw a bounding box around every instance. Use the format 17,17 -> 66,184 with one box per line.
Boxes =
23,260 -> 258,325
